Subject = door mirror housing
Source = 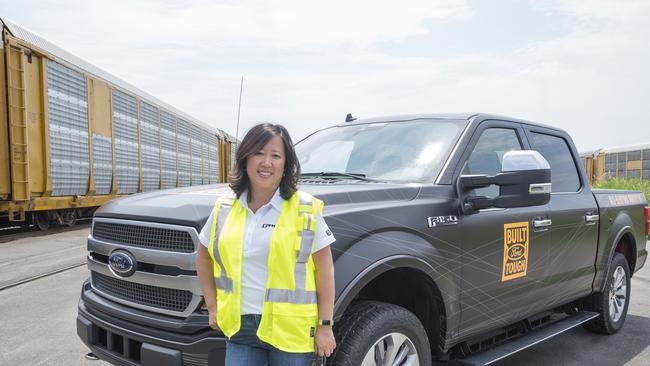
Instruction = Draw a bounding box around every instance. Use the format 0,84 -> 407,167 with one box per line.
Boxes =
459,150 -> 552,214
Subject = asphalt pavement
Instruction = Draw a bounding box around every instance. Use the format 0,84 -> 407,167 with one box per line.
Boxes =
0,224 -> 89,290
0,225 -> 103,366
0,227 -> 648,365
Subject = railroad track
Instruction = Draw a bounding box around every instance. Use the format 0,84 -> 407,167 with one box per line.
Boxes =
0,261 -> 86,291
0,219 -> 91,244
0,220 -> 92,291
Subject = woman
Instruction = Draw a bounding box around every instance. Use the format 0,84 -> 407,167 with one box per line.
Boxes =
196,123 -> 337,366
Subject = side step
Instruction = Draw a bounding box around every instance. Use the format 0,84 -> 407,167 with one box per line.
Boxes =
459,311 -> 599,366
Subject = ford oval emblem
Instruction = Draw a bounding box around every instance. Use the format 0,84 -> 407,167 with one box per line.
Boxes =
108,250 -> 137,277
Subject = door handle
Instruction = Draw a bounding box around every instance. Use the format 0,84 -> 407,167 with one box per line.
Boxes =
533,219 -> 552,230
585,214 -> 599,225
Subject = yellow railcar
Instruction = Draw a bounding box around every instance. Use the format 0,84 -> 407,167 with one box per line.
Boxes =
1,18 -> 236,229
580,144 -> 650,185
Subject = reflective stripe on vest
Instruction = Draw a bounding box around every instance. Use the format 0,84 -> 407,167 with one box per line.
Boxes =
209,198 -> 234,293
265,288 -> 318,304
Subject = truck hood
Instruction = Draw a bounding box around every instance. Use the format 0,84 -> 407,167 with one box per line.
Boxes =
94,183 -> 420,230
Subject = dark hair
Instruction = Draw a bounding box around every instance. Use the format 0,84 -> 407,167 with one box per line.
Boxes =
229,123 -> 300,200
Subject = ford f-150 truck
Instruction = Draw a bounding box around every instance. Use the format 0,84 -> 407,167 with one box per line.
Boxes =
77,113 -> 649,366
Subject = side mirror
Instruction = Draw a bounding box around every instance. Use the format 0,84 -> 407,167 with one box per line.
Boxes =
459,150 -> 552,214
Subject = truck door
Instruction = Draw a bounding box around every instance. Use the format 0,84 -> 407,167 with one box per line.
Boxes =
524,127 -> 599,305
457,121 -> 551,338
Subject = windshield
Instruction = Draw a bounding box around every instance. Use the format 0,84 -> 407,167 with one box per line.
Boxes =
296,118 -> 468,183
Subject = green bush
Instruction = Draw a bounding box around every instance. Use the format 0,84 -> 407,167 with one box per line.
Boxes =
592,178 -> 650,203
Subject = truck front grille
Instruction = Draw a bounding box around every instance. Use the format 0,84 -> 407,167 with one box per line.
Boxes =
93,221 -> 194,253
92,272 -> 193,312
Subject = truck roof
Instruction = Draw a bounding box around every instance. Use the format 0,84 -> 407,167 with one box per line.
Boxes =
340,113 -> 565,133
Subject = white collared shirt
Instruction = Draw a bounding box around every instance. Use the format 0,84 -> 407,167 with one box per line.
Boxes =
199,189 -> 336,314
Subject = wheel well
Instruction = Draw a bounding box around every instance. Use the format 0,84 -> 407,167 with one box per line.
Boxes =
616,233 -> 636,274
353,268 -> 446,358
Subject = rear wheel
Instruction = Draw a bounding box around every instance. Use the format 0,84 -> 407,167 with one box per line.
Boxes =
32,211 -> 51,231
330,301 -> 432,366
582,253 -> 631,334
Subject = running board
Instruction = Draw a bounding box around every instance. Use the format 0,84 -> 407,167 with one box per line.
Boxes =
459,311 -> 599,366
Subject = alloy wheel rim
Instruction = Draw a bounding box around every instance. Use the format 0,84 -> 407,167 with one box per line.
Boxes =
608,266 -> 627,323
361,332 -> 419,366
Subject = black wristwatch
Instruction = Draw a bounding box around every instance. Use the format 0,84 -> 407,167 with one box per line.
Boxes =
319,319 -> 333,326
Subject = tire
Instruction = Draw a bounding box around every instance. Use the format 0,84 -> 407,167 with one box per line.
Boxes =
582,253 -> 631,334
32,211 -> 51,231
61,209 -> 77,227
330,301 -> 432,366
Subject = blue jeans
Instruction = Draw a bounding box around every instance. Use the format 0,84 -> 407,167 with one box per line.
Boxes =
225,314 -> 316,366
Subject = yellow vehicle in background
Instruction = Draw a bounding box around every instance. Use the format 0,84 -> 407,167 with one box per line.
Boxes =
0,18 -> 236,230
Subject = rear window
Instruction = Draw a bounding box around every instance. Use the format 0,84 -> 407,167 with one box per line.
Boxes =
529,132 -> 581,193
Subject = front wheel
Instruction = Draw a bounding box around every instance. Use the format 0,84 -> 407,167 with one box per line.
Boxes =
330,301 -> 432,366
583,253 -> 631,334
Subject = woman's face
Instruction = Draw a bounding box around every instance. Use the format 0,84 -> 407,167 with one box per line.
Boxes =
246,135 -> 286,194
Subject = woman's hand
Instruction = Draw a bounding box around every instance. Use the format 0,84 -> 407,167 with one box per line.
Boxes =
313,246 -> 336,357
315,325 -> 336,357
208,306 -> 220,331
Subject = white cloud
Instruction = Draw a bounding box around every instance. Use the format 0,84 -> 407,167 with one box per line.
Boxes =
2,0 -> 648,151
12,0 -> 470,48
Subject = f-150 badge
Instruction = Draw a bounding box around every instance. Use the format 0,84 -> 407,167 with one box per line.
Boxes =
427,216 -> 458,228
502,222 -> 529,281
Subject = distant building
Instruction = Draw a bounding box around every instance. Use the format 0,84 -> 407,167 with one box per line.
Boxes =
580,143 -> 650,184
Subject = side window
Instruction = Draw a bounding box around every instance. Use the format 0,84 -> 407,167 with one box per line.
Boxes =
462,128 -> 522,197
529,132 -> 581,193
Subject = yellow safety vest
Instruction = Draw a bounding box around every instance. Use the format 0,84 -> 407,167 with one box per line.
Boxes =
207,190 -> 323,353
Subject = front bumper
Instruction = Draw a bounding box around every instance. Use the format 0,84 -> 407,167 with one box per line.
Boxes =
77,282 -> 226,366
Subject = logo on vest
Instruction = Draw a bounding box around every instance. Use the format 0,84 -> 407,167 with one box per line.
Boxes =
262,224 -> 276,228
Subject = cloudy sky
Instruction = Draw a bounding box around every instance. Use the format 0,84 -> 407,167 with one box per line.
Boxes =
2,0 -> 649,151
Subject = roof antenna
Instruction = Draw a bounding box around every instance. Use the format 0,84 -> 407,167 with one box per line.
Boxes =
345,113 -> 357,122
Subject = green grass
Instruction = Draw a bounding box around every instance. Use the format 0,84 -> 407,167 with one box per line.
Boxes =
592,178 -> 650,202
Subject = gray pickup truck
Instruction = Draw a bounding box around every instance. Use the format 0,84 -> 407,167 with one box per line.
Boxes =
77,113 -> 649,366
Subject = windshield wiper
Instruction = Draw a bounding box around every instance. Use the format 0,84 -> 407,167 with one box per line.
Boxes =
300,172 -> 382,182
